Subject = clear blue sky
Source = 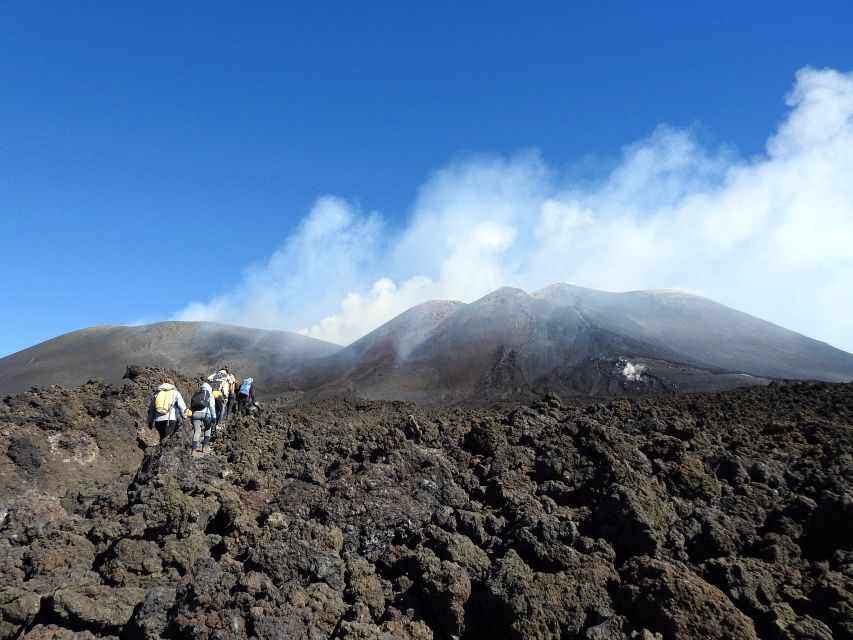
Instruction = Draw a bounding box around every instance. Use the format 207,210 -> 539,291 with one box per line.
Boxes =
1,1 -> 851,356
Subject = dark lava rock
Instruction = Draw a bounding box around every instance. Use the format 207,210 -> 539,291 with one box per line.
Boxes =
0,369 -> 851,638
617,557 -> 758,639
6,436 -> 42,473
49,585 -> 147,633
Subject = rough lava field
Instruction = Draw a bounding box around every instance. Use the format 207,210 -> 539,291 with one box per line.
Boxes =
1,366 -> 852,639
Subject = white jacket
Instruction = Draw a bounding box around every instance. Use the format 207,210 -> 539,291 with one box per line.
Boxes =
149,383 -> 187,423
208,370 -> 230,398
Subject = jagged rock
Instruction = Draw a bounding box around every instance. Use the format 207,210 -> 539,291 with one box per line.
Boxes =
0,543 -> 26,589
49,585 -> 147,633
99,537 -> 163,586
170,557 -> 244,636
420,525 -> 491,580
24,529 -> 97,591
246,583 -> 347,639
0,586 -> 41,639
581,616 -> 631,639
593,481 -> 674,556
617,557 -> 758,639
387,546 -> 471,637
1,494 -> 71,544
126,586 -> 176,640
810,569 -> 853,639
248,528 -> 346,594
480,549 -> 616,638
344,553 -> 388,621
20,626 -> 105,639
6,436 -> 42,474
159,532 -> 212,574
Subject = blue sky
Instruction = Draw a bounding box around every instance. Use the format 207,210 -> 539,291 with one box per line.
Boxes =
2,2 -> 852,356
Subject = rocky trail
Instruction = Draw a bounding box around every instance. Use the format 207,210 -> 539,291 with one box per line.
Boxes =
1,366 -> 851,639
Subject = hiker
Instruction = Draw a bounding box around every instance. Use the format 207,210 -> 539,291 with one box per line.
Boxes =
212,388 -> 226,433
208,367 -> 230,393
188,380 -> 217,456
147,379 -> 187,442
207,367 -> 231,422
237,377 -> 255,414
226,371 -> 238,418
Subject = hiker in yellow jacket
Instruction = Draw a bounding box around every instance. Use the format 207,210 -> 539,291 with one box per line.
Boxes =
146,379 -> 187,442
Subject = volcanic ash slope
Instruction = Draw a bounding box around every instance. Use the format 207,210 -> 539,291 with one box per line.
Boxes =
0,367 -> 851,638
302,285 -> 853,405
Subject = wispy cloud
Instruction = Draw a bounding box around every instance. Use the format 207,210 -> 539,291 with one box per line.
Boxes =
174,67 -> 853,353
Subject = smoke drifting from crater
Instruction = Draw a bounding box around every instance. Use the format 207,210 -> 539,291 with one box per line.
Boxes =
175,67 -> 853,353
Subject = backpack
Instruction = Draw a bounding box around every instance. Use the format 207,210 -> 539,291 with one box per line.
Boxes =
190,389 -> 210,411
154,388 -> 177,415
239,379 -> 252,395
210,373 -> 229,396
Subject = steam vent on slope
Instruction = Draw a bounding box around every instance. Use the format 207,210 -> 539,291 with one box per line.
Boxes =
1,364 -> 851,639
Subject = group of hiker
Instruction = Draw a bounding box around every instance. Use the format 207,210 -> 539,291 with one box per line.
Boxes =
146,366 -> 256,457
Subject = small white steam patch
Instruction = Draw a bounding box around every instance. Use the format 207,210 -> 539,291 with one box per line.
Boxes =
622,361 -> 646,382
47,432 -> 99,465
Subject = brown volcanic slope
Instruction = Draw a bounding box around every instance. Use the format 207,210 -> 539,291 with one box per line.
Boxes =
0,321 -> 341,397
3,284 -> 852,405
294,299 -> 465,398
303,285 -> 853,404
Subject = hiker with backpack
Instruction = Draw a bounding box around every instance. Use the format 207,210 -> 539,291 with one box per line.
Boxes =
188,380 -> 217,456
207,367 -> 231,424
147,379 -> 187,442
226,371 -> 238,418
237,377 -> 255,414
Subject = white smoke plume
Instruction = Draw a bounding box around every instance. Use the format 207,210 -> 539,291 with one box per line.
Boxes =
174,67 -> 853,353
621,362 -> 646,382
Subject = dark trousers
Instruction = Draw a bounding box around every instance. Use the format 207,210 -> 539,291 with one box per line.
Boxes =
237,393 -> 251,414
226,395 -> 237,417
156,419 -> 179,441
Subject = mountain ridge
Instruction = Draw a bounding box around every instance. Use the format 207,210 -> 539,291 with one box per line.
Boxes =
1,285 -> 852,403
0,320 -> 342,397
302,284 -> 853,404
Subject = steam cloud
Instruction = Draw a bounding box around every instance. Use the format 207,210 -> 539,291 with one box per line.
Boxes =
175,67 -> 853,353
621,362 -> 646,382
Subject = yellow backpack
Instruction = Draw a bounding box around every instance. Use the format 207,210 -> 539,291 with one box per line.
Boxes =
154,388 -> 177,415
